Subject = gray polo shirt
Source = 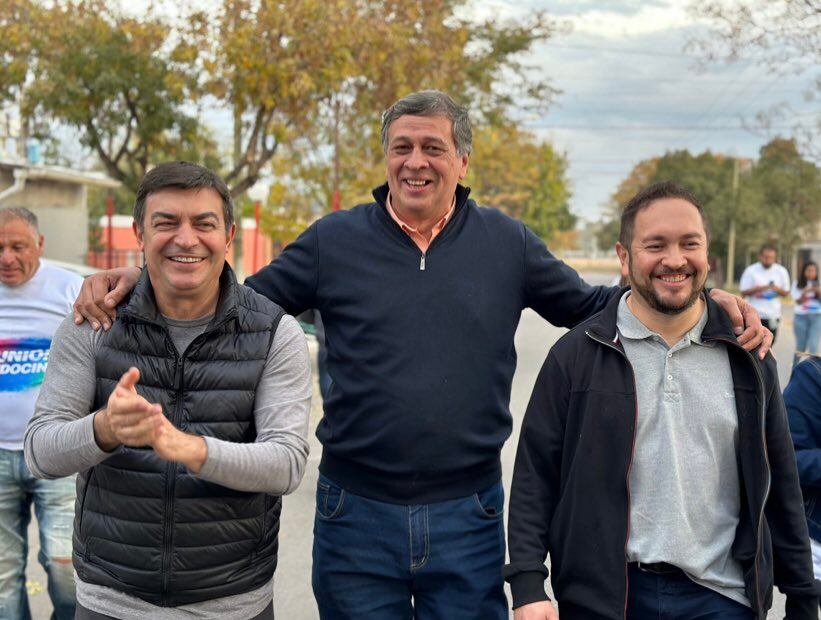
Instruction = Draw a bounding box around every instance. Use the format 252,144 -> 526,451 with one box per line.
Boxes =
617,293 -> 749,608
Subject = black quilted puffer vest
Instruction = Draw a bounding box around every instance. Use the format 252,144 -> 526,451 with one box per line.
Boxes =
73,265 -> 284,606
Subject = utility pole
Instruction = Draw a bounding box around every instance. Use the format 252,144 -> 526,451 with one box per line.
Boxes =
331,96 -> 341,212
726,158 -> 739,288
230,1 -> 245,279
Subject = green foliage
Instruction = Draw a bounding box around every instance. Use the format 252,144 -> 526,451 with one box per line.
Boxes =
750,138 -> 821,254
0,1 -> 208,192
467,124 -> 574,243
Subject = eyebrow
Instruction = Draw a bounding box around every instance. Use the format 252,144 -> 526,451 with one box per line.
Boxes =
390,135 -> 449,146
150,211 -> 220,222
640,232 -> 705,243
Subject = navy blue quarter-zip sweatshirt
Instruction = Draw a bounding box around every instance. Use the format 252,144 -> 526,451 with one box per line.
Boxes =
246,183 -> 614,503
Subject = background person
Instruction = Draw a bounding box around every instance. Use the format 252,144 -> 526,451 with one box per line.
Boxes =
740,244 -> 791,342
0,207 -> 80,620
792,261 -> 821,362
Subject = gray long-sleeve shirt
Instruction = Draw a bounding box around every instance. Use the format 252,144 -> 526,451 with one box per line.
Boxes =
24,312 -> 312,619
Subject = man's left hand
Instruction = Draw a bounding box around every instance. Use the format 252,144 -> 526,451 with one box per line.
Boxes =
151,414 -> 208,474
708,289 -> 772,359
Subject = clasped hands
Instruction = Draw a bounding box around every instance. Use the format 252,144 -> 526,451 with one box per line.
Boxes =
93,367 -> 207,473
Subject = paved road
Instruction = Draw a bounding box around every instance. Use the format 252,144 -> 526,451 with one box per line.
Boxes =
28,273 -> 795,617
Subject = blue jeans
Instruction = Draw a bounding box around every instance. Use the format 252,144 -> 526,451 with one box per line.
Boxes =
312,475 -> 507,619
626,564 -> 754,619
794,313 -> 821,358
0,448 -> 76,619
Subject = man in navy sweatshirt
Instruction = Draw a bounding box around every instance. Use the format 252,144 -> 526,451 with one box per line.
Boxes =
72,91 -> 770,619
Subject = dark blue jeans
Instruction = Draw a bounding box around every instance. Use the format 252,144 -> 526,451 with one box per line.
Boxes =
627,564 -> 754,619
312,475 -> 507,619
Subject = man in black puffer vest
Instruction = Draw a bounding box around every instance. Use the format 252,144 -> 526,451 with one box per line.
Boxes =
24,162 -> 312,619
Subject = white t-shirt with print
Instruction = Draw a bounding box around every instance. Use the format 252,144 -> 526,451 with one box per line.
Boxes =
739,261 -> 791,319
0,262 -> 82,450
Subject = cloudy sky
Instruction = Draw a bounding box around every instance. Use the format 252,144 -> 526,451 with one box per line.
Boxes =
468,0 -> 816,222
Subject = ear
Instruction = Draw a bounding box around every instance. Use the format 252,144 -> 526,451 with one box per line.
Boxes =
225,223 -> 236,253
458,154 -> 469,180
615,241 -> 630,280
133,221 -> 145,252
36,234 -> 44,256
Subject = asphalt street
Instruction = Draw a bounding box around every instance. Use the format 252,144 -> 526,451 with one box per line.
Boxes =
28,273 -> 795,618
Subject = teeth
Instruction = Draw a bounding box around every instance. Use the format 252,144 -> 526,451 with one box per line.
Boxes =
170,257 -> 203,263
659,274 -> 687,282
406,179 -> 427,186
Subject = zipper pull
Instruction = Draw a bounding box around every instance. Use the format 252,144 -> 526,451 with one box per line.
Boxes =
420,254 -> 426,271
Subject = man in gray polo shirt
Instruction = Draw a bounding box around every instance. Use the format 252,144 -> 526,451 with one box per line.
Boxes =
505,181 -> 817,620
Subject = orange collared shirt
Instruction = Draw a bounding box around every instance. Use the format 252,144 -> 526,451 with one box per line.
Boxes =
385,193 -> 456,253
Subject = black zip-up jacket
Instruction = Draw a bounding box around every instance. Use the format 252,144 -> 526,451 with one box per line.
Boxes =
504,290 -> 819,619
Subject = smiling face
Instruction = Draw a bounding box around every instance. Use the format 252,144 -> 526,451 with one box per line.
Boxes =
0,218 -> 43,287
135,187 -> 235,314
616,197 -> 709,316
385,114 -> 469,224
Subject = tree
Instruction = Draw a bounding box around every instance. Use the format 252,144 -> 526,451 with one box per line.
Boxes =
0,0 -> 208,193
689,0 -> 821,159
750,137 -> 821,258
467,124 -> 574,243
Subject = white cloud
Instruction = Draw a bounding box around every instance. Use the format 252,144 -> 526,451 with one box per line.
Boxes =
567,2 -> 691,38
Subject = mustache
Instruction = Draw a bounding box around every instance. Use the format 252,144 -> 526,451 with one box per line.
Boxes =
653,269 -> 694,276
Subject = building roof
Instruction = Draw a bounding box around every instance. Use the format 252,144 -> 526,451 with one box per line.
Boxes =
0,160 -> 120,189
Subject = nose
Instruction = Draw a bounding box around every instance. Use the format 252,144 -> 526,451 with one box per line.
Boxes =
404,146 -> 428,170
0,247 -> 14,265
661,247 -> 687,270
174,222 -> 198,248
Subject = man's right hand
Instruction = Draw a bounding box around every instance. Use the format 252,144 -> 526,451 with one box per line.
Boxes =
514,601 -> 559,620
94,367 -> 162,452
73,267 -> 141,331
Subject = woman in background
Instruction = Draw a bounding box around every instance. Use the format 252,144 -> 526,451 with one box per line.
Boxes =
792,261 -> 821,365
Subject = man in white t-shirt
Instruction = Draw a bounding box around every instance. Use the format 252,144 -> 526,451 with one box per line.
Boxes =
0,207 -> 81,619
740,244 -> 791,342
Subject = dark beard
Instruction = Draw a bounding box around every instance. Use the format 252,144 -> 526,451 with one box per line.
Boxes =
629,268 -> 705,315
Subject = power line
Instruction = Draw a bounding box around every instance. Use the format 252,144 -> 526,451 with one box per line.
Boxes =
525,123 -> 795,131
542,42 -> 694,59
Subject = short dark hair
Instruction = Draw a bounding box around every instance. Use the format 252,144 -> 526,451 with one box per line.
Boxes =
619,181 -> 709,248
0,206 -> 39,234
381,90 -> 472,156
133,161 -> 234,229
759,244 -> 777,255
